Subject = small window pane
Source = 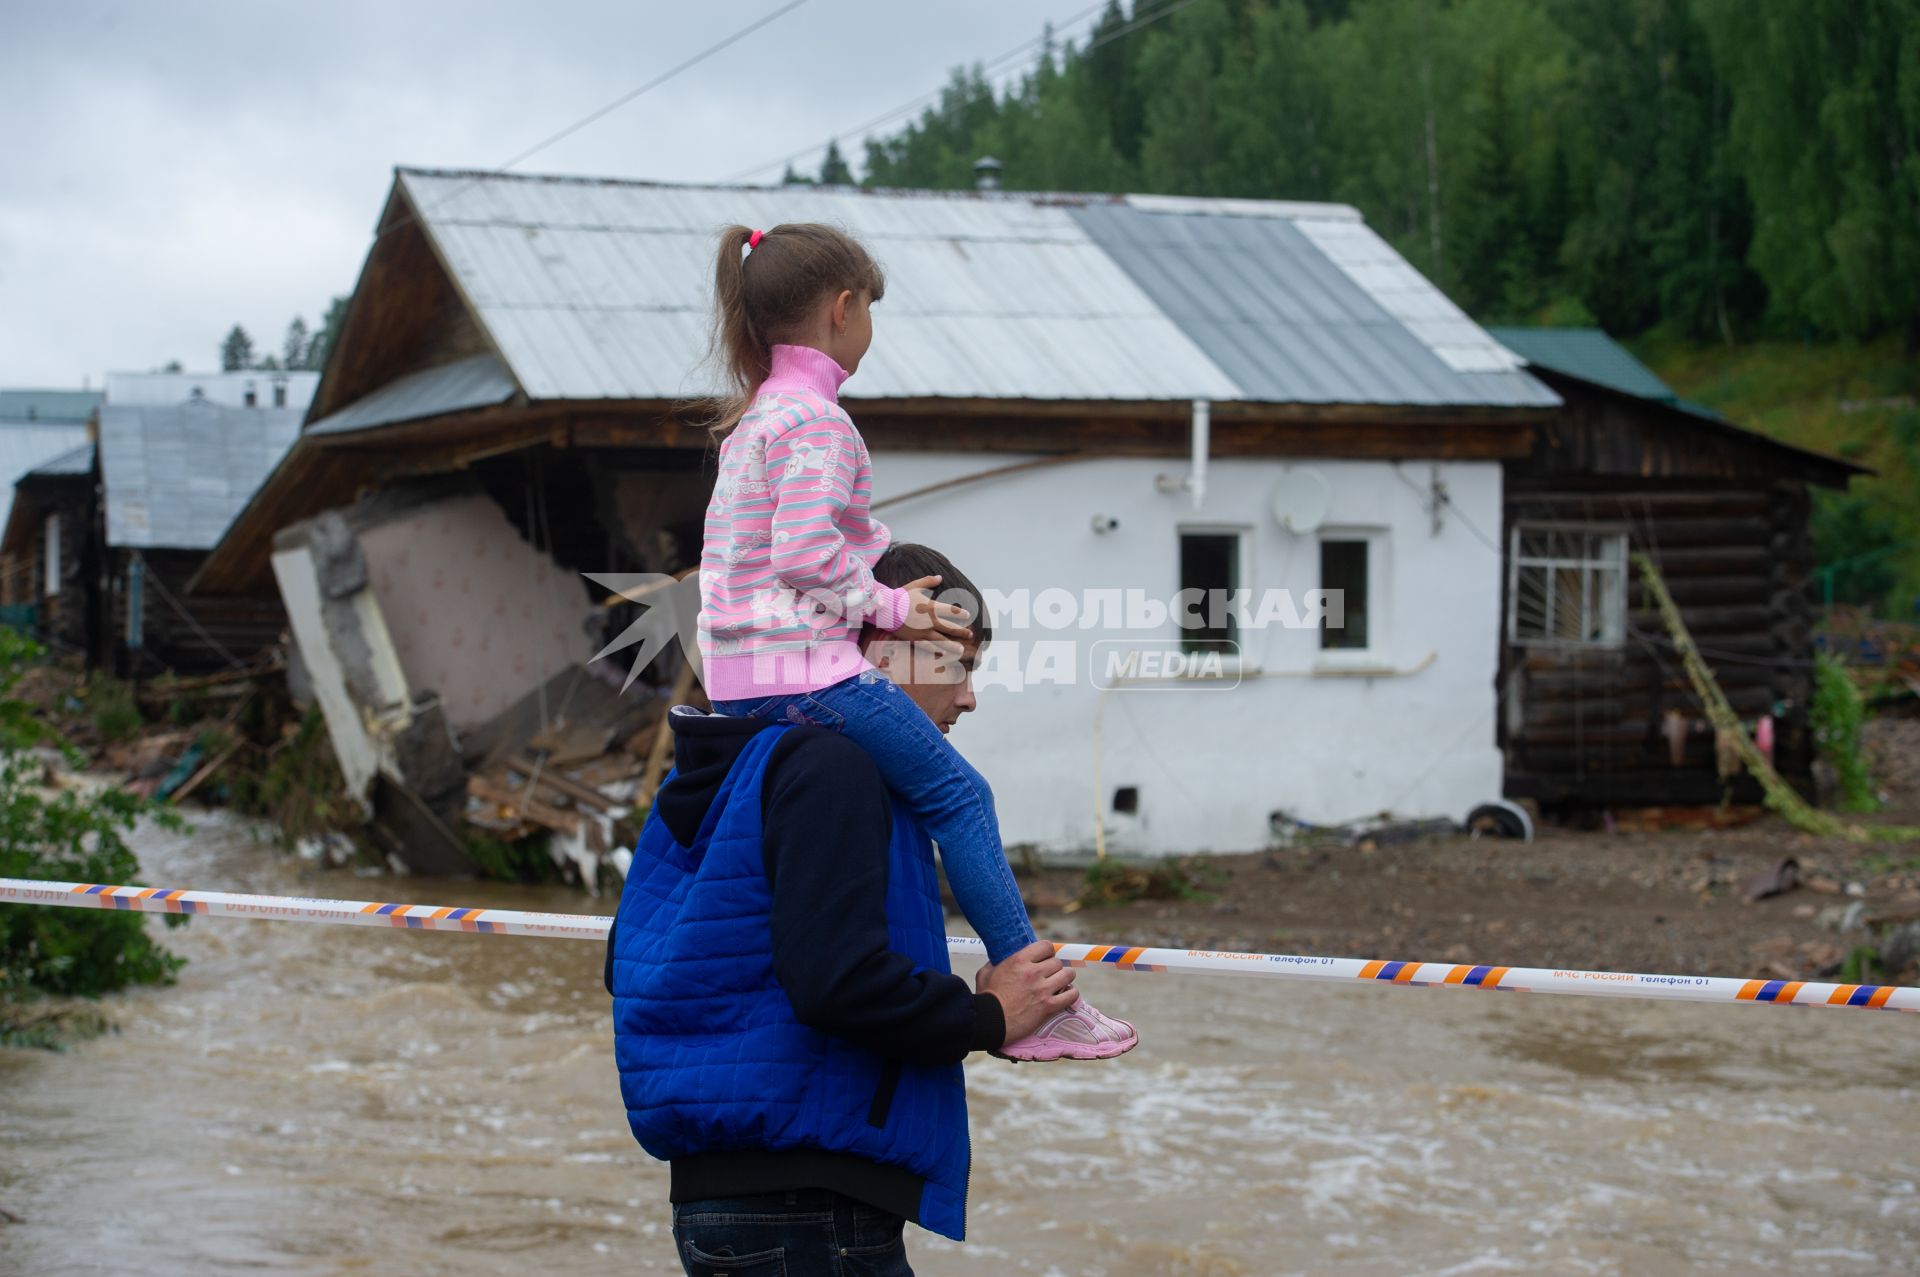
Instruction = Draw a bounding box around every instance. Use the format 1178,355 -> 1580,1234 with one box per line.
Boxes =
1320,539 -> 1369,649
1590,566 -> 1623,642
1514,564 -> 1549,639
1552,565 -> 1585,639
1509,524 -> 1628,647
1180,533 -> 1238,655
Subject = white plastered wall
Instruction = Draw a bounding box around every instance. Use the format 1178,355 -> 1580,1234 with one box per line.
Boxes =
872,451 -> 1507,858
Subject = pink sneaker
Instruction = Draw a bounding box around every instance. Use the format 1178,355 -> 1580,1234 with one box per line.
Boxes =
997,997 -> 1138,1062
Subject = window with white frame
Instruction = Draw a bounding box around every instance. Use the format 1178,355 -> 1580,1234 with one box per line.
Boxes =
1509,525 -> 1628,646
1313,526 -> 1390,652
1178,529 -> 1243,656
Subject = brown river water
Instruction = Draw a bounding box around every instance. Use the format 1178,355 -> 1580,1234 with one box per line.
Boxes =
2,813 -> 1917,1276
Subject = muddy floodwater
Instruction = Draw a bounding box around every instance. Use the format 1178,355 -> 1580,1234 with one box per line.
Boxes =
3,814 -> 1917,1276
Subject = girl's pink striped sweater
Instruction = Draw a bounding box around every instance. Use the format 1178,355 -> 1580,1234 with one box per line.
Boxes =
697,344 -> 912,700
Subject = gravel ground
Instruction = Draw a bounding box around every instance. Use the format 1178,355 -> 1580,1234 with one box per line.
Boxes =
1017,715 -> 1920,983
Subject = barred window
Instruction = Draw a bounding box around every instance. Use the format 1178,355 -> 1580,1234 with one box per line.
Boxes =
1509,525 -> 1627,646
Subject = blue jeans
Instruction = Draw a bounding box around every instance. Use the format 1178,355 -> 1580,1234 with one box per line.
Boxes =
672,1189 -> 912,1276
717,672 -> 1038,964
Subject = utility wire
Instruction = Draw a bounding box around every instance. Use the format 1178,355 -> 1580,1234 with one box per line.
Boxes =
720,1 -> 1109,185
375,0 -> 812,247
722,0 -> 1200,185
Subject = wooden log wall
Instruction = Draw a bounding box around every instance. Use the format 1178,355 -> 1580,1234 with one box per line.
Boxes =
1499,482 -> 1818,808
110,548 -> 285,678
3,481 -> 96,657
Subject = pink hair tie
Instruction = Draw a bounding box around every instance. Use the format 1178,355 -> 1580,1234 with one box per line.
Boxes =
747,229 -> 765,251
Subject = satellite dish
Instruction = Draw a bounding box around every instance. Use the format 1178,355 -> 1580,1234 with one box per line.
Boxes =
1271,468 -> 1331,534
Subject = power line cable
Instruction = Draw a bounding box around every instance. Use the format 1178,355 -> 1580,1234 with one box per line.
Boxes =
722,0 -> 1199,185
375,0 -> 812,247
720,1 -> 1110,185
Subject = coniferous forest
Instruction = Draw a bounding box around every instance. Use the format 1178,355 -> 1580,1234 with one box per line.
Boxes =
803,0 -> 1920,608
844,0 -> 1917,346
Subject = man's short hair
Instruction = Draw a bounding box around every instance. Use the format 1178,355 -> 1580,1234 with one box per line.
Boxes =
867,542 -> 992,648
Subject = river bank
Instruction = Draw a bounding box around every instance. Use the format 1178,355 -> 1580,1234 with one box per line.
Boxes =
1026,716 -> 1920,987
4,807 -> 1916,1276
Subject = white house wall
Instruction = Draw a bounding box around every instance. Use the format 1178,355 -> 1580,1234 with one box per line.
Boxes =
872,451 -> 1506,858
357,494 -> 597,735
270,544 -> 380,806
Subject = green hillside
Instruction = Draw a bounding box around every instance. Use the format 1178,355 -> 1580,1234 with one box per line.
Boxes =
1634,333 -> 1920,614
832,0 -> 1920,613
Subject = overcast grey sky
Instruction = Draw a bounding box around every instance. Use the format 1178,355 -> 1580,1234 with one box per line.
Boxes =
1,0 -> 1086,388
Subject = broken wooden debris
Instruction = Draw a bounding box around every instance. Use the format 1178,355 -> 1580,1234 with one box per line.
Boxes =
505,755 -> 618,811
467,774 -> 583,837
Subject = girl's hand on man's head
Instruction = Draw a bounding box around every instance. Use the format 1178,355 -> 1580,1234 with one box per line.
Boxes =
899,574 -> 974,642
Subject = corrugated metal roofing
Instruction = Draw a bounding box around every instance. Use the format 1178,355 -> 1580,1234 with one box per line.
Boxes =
0,423 -> 91,531
1486,327 -> 1675,402
308,353 -> 518,436
1072,201 -> 1556,407
394,168 -> 1552,409
400,170 -> 1234,403
99,401 -> 302,550
0,390 -> 100,424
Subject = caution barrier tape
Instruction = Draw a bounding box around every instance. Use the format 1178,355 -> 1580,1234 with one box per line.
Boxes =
4,877 -> 1916,1013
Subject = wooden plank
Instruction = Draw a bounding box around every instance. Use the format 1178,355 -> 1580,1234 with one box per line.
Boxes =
1505,768 -> 1807,807
1638,545 -> 1772,576
466,774 -> 582,836
1626,576 -> 1776,607
167,739 -> 242,805
1619,518 -> 1773,547
134,661 -> 285,703
1517,683 -> 1781,719
1506,487 -> 1772,516
505,756 -> 618,812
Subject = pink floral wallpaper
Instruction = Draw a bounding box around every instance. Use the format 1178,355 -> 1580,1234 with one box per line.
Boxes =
360,494 -> 595,734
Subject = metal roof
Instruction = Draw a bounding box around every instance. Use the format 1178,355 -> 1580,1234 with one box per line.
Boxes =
1072,201 -> 1557,407
400,170 -> 1231,403
0,423 -> 91,532
99,401 -> 302,550
394,168 -> 1552,409
307,353 -> 518,436
1486,327 -> 1675,402
0,389 -> 100,424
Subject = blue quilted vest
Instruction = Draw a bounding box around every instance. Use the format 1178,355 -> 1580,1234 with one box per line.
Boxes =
609,723 -> 971,1240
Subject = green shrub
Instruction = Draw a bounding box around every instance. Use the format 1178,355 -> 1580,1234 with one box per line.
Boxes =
86,676 -> 142,743
0,631 -> 186,1045
1811,653 -> 1880,813
222,706 -> 352,846
459,825 -> 560,884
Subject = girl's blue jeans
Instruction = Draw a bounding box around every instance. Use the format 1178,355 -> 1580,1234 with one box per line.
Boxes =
715,671 -> 1038,964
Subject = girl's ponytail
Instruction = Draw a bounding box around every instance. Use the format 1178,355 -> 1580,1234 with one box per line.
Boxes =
705,221 -> 885,437
710,224 -> 767,439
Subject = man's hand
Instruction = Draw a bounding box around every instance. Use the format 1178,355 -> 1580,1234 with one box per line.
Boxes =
898,574 -> 974,643
976,941 -> 1077,1044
